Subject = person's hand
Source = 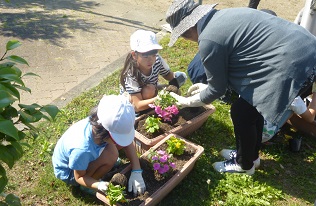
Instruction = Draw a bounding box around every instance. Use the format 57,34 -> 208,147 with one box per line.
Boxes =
187,83 -> 208,96
174,71 -> 187,87
97,181 -> 109,194
170,92 -> 206,108
128,170 -> 146,196
312,82 -> 316,93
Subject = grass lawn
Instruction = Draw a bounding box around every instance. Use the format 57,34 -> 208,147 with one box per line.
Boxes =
2,1 -> 316,205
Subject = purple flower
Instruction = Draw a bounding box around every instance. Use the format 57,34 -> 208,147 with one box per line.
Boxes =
152,155 -> 158,161
153,163 -> 161,170
169,162 -> 176,169
158,167 -> 165,174
159,154 -> 168,163
163,164 -> 170,172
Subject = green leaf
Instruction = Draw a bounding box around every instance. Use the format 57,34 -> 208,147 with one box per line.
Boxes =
5,193 -> 21,206
0,90 -> 16,107
0,164 -> 8,194
0,83 -> 20,100
18,110 -> 37,122
6,40 -> 21,51
0,119 -> 19,140
13,85 -> 31,93
40,105 -> 60,120
0,74 -> 24,86
5,55 -> 29,66
22,72 -> 40,78
0,146 -> 14,168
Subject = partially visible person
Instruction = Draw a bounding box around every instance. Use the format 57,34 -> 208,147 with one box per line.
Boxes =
120,29 -> 187,115
165,0 -> 316,175
52,95 -> 146,196
248,0 -> 260,9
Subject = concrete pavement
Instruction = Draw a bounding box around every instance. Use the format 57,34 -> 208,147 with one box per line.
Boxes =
0,0 -> 172,108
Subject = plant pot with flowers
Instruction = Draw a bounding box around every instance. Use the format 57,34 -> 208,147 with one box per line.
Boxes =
96,133 -> 204,206
134,88 -> 215,154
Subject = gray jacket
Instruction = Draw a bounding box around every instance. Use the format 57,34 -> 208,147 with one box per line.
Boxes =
199,8 -> 316,129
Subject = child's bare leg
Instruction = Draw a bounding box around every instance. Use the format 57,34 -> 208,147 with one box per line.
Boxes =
86,143 -> 119,180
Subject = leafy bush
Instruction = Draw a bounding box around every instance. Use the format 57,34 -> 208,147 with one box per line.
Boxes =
0,40 -> 59,205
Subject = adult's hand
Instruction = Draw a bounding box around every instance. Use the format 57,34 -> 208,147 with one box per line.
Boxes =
187,83 -> 208,96
170,92 -> 206,108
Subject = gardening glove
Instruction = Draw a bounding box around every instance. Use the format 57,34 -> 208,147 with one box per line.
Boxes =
170,92 -> 206,108
187,83 -> 208,96
128,170 -> 146,196
98,181 -> 109,194
169,71 -> 187,88
312,82 -> 316,93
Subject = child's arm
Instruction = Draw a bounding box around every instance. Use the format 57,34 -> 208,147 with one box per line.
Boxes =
130,93 -> 156,112
299,87 -> 316,123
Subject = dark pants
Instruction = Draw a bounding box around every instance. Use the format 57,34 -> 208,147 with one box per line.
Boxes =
230,97 -> 264,170
248,0 -> 260,9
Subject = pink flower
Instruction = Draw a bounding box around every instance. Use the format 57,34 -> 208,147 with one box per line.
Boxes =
157,150 -> 166,156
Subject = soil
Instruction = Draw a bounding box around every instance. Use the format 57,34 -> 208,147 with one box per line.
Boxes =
103,142 -> 197,206
135,107 -> 206,139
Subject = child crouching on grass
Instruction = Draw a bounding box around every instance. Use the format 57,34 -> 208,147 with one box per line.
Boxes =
120,29 -> 187,116
52,95 -> 146,196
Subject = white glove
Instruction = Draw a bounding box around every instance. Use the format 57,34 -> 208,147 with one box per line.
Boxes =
98,181 -> 109,194
312,82 -> 316,93
187,83 -> 208,96
174,71 -> 187,87
128,170 -> 146,196
170,92 -> 206,108
290,96 -> 307,115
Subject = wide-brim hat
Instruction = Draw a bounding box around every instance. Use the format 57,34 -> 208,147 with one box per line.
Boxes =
97,95 -> 135,147
166,0 -> 217,46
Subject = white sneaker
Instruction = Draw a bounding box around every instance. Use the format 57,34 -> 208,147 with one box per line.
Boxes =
212,158 -> 255,175
220,149 -> 260,168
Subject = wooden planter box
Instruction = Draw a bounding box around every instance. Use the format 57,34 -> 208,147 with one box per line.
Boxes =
134,104 -> 215,154
96,133 -> 204,206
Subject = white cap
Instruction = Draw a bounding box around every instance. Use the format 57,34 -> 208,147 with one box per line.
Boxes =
130,30 -> 163,52
97,95 -> 135,147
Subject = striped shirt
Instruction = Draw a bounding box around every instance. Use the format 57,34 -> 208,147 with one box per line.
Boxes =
122,55 -> 171,94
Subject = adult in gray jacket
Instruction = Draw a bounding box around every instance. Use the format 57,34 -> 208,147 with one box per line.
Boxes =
166,0 -> 316,175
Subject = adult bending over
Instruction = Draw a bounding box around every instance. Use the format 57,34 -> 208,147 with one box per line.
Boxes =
165,0 -> 316,175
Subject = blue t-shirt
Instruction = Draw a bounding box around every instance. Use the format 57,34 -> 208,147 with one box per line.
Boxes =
52,118 -> 106,181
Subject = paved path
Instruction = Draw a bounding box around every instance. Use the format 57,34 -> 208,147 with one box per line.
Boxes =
0,0 -> 172,108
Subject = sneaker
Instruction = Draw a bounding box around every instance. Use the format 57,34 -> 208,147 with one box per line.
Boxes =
220,149 -> 260,168
212,158 -> 255,175
79,185 -> 96,196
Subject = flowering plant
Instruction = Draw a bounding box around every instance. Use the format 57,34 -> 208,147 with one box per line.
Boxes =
166,135 -> 186,155
149,89 -> 179,122
147,149 -> 176,176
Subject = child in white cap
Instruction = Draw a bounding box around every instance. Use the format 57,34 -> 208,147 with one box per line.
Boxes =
120,29 -> 187,115
52,95 -> 145,196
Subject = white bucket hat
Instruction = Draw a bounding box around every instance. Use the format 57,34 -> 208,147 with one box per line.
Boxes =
97,95 -> 135,147
166,0 -> 217,46
130,29 -> 163,52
